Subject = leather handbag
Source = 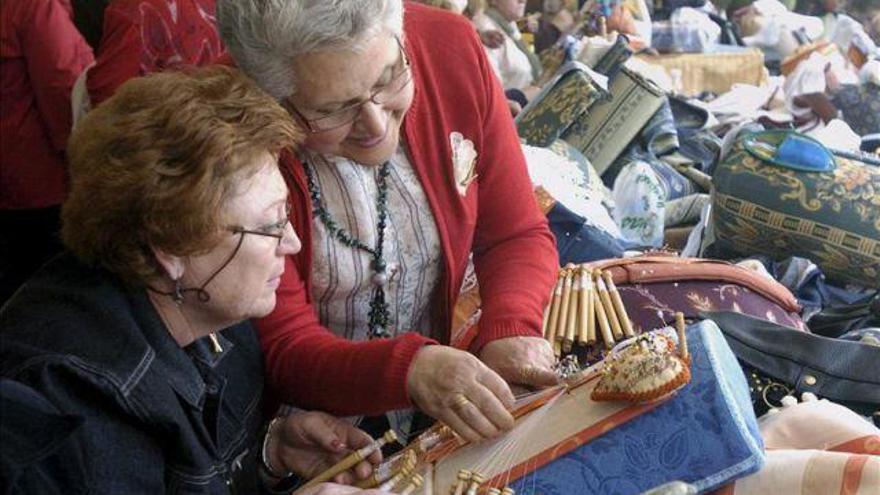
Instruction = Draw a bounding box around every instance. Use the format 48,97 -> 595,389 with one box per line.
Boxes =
706,310 -> 880,420
450,254 -> 804,352
585,254 -> 805,332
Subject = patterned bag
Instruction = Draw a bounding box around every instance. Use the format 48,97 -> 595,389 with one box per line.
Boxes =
712,129 -> 880,287
515,62 -> 607,148
562,67 -> 666,175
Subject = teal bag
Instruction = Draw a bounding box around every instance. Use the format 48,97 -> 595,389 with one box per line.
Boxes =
712,129 -> 880,287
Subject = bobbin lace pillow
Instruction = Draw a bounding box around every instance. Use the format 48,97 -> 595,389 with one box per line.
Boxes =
591,331 -> 691,403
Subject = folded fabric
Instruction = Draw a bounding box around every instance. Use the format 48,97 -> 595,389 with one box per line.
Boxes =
547,200 -> 632,265
718,399 -> 880,495
522,142 -> 621,238
665,194 -> 710,227
651,8 -> 720,53
831,83 -> 880,136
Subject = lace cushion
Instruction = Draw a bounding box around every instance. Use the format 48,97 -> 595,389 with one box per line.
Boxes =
592,332 -> 691,403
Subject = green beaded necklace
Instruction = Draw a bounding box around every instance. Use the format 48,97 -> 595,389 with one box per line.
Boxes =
305,161 -> 392,339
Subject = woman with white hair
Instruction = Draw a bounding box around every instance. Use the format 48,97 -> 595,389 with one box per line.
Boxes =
217,0 -> 558,447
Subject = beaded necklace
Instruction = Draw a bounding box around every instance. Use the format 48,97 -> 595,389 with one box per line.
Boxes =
304,161 -> 392,339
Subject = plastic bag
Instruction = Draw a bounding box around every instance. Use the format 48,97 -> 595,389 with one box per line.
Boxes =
611,160 -> 666,247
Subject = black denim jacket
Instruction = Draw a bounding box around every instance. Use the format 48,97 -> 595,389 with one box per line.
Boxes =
0,254 -> 265,494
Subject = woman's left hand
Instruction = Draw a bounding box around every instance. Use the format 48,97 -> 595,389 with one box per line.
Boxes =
479,336 -> 559,390
268,411 -> 382,484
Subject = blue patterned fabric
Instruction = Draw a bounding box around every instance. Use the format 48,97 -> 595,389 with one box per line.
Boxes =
547,201 -> 633,264
507,320 -> 764,495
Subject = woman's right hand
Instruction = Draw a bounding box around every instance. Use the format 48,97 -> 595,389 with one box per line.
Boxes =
406,345 -> 515,443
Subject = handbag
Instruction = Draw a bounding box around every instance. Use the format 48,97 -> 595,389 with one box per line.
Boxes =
562,67 -> 666,176
706,310 -> 880,420
712,129 -> 880,287
585,254 -> 805,333
515,62 -> 608,148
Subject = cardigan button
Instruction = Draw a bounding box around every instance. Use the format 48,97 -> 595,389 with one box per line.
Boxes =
803,375 -> 817,386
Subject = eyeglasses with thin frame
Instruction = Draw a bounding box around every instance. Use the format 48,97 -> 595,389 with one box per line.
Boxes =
174,199 -> 293,302
285,36 -> 411,133
228,198 -> 292,248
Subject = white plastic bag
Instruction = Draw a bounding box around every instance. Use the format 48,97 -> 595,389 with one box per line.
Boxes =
612,160 -> 666,247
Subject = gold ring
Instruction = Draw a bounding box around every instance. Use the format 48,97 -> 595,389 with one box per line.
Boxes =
520,366 -> 538,383
452,393 -> 470,409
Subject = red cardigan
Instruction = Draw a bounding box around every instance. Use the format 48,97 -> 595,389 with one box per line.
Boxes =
0,0 -> 93,209
256,3 -> 558,415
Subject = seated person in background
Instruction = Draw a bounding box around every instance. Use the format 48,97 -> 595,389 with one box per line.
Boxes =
0,0 -> 94,305
533,0 -> 576,54
414,0 -> 528,114
0,66 -> 385,494
471,0 -> 544,99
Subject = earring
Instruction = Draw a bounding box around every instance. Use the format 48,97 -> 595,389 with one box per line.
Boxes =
172,278 -> 184,305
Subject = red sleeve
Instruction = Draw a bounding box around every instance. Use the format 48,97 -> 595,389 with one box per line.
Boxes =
20,0 -> 94,152
467,27 -> 559,354
86,6 -> 141,106
255,256 -> 435,416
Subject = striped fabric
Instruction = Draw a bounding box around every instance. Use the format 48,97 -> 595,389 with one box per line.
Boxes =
713,399 -> 880,495
304,146 -> 442,342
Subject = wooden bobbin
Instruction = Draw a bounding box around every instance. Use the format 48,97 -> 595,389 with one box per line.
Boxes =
564,268 -> 581,352
399,473 -> 424,495
296,430 -> 398,493
555,266 -> 575,344
466,472 -> 487,495
451,469 -> 472,495
593,289 -> 614,349
585,268 -> 596,345
675,312 -> 688,360
577,265 -> 590,345
595,270 -> 623,340
603,270 -> 634,338
546,272 -> 565,343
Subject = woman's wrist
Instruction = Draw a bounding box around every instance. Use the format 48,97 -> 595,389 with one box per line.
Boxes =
261,416 -> 292,479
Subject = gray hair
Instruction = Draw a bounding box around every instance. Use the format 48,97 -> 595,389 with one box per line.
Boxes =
217,0 -> 404,100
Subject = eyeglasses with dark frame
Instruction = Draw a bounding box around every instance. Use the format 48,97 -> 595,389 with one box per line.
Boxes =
285,36 -> 411,133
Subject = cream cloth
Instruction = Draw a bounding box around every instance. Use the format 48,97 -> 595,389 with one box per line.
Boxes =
304,145 -> 442,342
